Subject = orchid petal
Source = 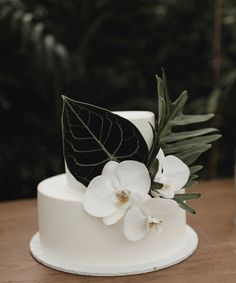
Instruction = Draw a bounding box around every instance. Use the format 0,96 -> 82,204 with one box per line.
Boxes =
103,209 -> 126,225
157,148 -> 165,163
115,161 -> 151,194
102,161 -> 120,188
124,207 -> 147,241
142,198 -> 177,218
155,148 -> 165,179
157,188 -> 175,199
162,155 -> 190,192
83,175 -> 116,217
129,191 -> 151,207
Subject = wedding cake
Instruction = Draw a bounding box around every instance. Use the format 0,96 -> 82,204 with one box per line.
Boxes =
30,72 -> 220,276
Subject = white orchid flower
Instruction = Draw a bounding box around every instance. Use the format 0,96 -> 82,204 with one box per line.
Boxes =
83,160 -> 151,225
153,149 -> 190,199
124,198 -> 177,241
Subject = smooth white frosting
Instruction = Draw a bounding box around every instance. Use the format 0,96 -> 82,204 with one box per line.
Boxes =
38,174 -> 186,266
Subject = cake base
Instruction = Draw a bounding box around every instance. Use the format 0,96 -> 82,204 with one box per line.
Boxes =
30,225 -> 198,276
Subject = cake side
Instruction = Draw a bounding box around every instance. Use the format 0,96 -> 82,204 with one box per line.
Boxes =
38,174 -> 186,266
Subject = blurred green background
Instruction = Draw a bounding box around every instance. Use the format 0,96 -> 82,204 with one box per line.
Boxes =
0,0 -> 235,200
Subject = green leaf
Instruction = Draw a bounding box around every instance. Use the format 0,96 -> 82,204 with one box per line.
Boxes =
149,158 -> 159,180
171,113 -> 214,126
174,192 -> 201,200
175,199 -> 196,214
161,128 -> 218,143
175,144 -> 212,165
189,165 -> 203,175
185,180 -> 198,188
147,122 -> 160,169
62,96 -> 149,186
163,134 -> 221,155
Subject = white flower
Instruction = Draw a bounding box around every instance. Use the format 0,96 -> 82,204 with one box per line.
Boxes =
153,149 -> 190,199
124,198 -> 177,241
83,160 -> 151,225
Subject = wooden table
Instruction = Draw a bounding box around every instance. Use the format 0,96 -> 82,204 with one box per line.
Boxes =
0,179 -> 236,283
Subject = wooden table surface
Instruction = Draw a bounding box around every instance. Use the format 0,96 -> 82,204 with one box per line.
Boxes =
0,179 -> 236,283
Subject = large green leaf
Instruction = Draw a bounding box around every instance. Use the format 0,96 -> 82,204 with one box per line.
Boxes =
62,96 -> 149,186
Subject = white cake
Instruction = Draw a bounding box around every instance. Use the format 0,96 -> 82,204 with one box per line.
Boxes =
32,111 -> 195,274
30,72 -> 221,275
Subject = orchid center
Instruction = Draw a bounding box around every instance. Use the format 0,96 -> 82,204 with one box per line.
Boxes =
114,190 -> 130,207
147,216 -> 162,231
162,183 -> 171,190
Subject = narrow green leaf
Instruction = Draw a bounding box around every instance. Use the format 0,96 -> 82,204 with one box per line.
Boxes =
169,90 -> 188,116
189,165 -> 203,175
174,198 -> 196,214
161,128 -> 218,143
171,113 -> 214,126
176,145 -> 211,165
185,180 -> 198,188
149,158 -> 159,180
161,69 -> 171,116
156,76 -> 166,127
175,144 -> 211,161
147,122 -> 160,169
174,192 -> 201,200
163,134 -> 221,154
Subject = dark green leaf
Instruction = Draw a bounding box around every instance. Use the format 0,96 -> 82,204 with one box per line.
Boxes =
171,113 -> 214,126
163,134 -> 221,154
175,144 -> 212,165
174,192 -> 201,200
149,158 -> 159,180
62,96 -> 149,186
189,165 -> 203,175
174,198 -> 196,214
185,180 -> 198,188
147,122 -> 160,169
161,128 -> 218,143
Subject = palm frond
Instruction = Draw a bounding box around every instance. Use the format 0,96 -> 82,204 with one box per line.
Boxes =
156,70 -> 221,185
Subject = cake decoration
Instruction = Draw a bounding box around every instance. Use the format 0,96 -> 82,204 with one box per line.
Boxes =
124,198 -> 177,241
83,160 -> 151,227
61,71 -> 220,241
62,96 -> 149,186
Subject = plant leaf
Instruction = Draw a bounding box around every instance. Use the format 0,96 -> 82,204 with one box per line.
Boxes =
175,199 -> 196,214
171,113 -> 214,126
156,70 -> 220,188
163,134 -> 221,155
174,192 -> 201,200
147,122 -> 160,170
189,165 -> 203,175
161,128 -> 218,143
62,96 -> 149,186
